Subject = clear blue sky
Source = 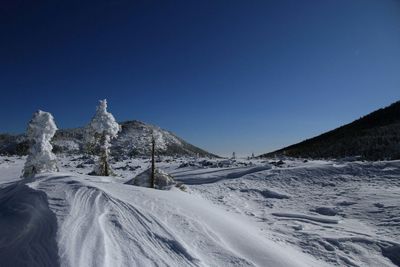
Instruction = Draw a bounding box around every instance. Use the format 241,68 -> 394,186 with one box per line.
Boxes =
1,0 -> 399,156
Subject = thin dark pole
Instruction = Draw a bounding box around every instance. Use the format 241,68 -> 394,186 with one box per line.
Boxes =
150,135 -> 155,188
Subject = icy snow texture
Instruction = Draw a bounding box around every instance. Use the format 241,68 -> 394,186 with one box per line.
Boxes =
22,110 -> 58,178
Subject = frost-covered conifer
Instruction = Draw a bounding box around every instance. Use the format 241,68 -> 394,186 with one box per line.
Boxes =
22,110 -> 58,178
85,99 -> 120,176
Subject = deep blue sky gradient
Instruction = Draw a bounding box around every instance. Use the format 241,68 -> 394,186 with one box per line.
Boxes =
1,0 -> 400,156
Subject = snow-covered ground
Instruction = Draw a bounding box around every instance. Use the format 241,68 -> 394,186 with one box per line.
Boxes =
0,155 -> 399,267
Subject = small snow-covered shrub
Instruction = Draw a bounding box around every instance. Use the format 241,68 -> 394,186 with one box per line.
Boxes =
85,99 -> 121,176
22,110 -> 58,178
126,168 -> 176,190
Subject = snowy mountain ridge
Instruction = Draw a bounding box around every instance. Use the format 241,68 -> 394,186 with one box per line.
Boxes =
0,120 -> 217,158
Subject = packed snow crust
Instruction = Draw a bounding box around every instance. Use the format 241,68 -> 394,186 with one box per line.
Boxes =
0,156 -> 399,267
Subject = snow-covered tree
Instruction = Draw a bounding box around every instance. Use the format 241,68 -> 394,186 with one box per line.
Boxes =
85,99 -> 121,176
22,110 -> 58,178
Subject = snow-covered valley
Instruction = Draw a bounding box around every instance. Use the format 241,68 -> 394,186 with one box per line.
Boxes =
0,156 -> 399,267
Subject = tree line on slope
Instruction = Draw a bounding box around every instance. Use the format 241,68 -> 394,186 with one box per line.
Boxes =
262,101 -> 400,160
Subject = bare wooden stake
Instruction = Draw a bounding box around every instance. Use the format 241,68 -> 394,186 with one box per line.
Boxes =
150,134 -> 155,188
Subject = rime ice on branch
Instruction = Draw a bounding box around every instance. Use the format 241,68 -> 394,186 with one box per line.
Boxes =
22,110 -> 58,178
85,99 -> 120,176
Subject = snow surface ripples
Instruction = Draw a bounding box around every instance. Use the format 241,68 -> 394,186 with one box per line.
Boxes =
24,173 -> 325,267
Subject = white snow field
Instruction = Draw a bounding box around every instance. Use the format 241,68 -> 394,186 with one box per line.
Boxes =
0,156 -> 399,267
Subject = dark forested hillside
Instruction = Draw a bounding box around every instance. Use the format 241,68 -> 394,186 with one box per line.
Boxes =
261,101 -> 400,160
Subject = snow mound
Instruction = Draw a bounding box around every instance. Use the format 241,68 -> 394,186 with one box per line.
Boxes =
125,168 -> 176,189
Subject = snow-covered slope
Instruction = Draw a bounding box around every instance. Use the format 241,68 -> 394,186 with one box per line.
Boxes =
112,121 -> 217,158
0,162 -> 326,266
0,156 -> 399,267
25,173 -> 325,267
0,120 -> 217,158
261,100 -> 400,160
172,159 -> 400,267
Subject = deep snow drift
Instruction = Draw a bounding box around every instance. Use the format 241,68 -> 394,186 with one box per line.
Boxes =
0,156 -> 399,267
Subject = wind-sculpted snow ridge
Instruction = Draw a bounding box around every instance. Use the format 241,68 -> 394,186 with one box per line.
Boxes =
172,165 -> 272,185
24,172 -> 326,267
0,182 -> 59,267
271,212 -> 340,224
57,184 -> 198,266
